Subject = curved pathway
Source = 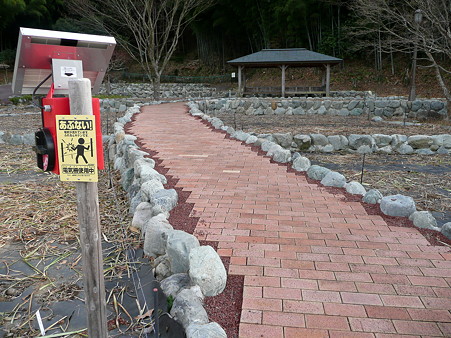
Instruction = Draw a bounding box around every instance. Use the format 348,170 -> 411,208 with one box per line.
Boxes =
129,102 -> 451,337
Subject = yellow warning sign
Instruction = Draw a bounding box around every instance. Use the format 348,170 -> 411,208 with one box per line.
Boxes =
56,115 -> 98,182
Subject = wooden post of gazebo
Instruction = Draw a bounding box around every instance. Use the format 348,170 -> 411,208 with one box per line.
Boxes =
238,66 -> 243,96
281,65 -> 287,97
326,64 -> 331,96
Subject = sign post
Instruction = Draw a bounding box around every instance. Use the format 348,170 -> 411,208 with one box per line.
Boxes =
68,78 -> 107,337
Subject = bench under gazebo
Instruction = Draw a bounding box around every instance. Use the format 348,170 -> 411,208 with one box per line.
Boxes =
228,48 -> 342,97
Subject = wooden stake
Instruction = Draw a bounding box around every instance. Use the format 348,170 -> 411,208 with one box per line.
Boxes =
68,78 -> 107,337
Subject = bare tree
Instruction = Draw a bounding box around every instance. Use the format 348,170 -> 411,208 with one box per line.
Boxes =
349,0 -> 451,110
68,0 -> 214,100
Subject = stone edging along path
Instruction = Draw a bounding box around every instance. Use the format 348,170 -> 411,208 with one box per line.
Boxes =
112,103 -> 451,338
199,98 -> 451,156
109,102 -> 451,337
108,103 -> 229,337
186,100 -> 451,238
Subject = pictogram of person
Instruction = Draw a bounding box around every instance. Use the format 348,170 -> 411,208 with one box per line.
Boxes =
72,138 -> 90,164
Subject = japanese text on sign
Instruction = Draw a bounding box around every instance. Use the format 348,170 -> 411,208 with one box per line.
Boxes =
56,115 -> 98,182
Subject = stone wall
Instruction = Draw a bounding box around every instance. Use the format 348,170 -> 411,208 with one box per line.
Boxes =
99,83 -> 222,99
199,97 -> 448,120
192,99 -> 451,156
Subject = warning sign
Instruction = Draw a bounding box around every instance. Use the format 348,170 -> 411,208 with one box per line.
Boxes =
56,115 -> 98,182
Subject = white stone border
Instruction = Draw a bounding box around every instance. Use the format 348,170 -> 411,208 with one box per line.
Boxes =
187,101 -> 451,239
107,102 -> 227,338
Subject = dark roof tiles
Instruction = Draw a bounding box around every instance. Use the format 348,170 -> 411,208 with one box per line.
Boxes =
228,48 -> 342,67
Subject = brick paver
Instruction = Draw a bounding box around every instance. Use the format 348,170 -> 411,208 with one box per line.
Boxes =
129,102 -> 451,337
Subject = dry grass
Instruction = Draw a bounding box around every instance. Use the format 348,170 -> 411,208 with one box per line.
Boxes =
0,143 -> 158,337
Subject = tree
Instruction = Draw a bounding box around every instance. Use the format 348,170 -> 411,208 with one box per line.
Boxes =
349,0 -> 451,113
68,0 -> 214,100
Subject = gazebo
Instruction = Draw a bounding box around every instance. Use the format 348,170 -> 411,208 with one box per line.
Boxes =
228,48 -> 342,97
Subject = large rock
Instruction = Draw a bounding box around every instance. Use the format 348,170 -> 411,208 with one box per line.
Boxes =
210,117 -> 224,129
310,134 -> 329,146
266,144 -> 284,157
189,246 -> 227,297
396,144 -> 414,155
409,211 -> 439,231
416,148 -> 435,155
233,131 -> 251,142
140,166 -> 167,184
380,194 -> 416,217
121,167 -> 135,191
170,286 -> 208,329
160,273 -> 192,298
245,135 -> 258,144
321,171 -> 346,188
348,134 -> 375,150
307,165 -> 331,181
357,145 -> 373,154
407,135 -> 433,149
328,135 -> 348,150
131,202 -> 153,230
345,181 -> 367,196
134,158 -> 156,176
261,140 -> 277,152
443,135 -> 451,148
141,179 -> 165,201
186,322 -> 227,338
441,222 -> 451,239
129,190 -> 143,214
154,254 -> 172,281
167,230 -> 200,274
293,134 -> 311,150
434,134 -> 451,148
391,134 -> 408,148
150,189 -> 178,213
292,156 -> 311,172
143,214 -> 173,257
321,144 -> 335,153
377,145 -> 393,154
363,189 -> 383,204
372,134 -> 392,147
274,107 -> 286,115
272,133 -> 293,148
271,147 -> 291,163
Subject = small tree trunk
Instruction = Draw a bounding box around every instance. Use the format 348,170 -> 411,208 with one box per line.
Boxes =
153,73 -> 161,101
425,51 -> 451,119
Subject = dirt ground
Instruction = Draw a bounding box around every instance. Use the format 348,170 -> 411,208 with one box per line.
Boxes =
210,112 -> 451,226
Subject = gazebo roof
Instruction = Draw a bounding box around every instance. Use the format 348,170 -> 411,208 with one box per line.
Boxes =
228,48 -> 342,67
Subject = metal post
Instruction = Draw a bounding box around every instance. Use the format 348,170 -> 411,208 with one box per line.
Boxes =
68,78 -> 107,338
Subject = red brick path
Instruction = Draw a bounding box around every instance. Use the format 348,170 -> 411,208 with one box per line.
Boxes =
129,102 -> 451,337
